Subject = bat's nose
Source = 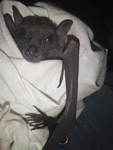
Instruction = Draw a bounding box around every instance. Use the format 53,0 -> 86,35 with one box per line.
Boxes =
25,45 -> 39,59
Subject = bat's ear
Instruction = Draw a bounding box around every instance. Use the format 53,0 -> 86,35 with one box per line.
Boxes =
56,20 -> 73,42
4,13 -> 16,35
12,5 -> 23,26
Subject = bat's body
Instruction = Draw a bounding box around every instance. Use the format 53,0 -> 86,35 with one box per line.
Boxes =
4,6 -> 79,150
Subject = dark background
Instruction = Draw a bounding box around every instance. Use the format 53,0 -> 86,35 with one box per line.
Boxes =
3,0 -> 113,71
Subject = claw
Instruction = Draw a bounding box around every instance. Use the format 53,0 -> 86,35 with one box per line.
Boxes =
24,106 -> 58,134
31,124 -> 47,130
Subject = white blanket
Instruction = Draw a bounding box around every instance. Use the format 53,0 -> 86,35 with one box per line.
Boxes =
0,0 -> 107,150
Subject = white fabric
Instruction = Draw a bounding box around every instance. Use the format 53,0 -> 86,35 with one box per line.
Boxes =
0,0 -> 107,150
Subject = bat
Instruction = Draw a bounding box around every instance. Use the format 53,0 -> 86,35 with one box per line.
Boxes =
4,6 -> 80,150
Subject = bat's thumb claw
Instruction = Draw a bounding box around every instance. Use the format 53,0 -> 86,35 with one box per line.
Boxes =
57,81 -> 61,88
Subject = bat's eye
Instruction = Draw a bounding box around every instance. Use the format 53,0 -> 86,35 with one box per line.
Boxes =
18,28 -> 28,40
43,35 -> 54,43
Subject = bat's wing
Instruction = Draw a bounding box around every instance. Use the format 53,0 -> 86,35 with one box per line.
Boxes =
42,35 -> 80,150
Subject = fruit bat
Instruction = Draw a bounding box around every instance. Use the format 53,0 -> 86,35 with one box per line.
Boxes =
4,6 -> 79,150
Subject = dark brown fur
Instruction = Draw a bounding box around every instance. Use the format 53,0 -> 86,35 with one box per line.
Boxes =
4,5 -> 73,62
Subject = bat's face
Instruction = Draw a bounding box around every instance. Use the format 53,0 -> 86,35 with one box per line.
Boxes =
4,6 -> 73,62
12,17 -> 63,62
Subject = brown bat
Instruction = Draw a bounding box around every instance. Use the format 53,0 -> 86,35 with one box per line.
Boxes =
4,6 -> 79,150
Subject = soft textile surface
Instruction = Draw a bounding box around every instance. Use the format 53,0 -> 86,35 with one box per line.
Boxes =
0,0 -> 107,149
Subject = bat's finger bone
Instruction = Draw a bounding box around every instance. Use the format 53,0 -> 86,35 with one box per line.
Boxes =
33,105 -> 47,116
31,124 -> 47,130
25,113 -> 39,117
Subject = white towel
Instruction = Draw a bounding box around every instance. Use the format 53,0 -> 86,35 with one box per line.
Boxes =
0,0 -> 107,149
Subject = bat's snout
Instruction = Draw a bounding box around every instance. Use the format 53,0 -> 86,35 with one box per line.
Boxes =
24,45 -> 39,62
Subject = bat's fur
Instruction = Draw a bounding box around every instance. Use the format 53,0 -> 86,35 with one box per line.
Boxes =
4,5 -> 73,62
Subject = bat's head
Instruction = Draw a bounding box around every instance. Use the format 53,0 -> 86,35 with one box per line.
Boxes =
4,6 -> 73,62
